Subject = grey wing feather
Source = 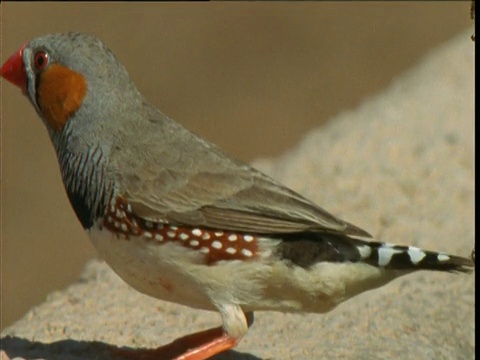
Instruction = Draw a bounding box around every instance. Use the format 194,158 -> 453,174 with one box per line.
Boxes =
114,105 -> 371,238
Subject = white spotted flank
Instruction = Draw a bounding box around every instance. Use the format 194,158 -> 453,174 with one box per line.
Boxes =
244,235 -> 254,242
212,241 -> 223,249
192,229 -> 202,237
242,249 -> 253,257
226,247 -> 237,254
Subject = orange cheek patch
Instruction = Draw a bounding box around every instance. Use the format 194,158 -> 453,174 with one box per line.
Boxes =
37,64 -> 87,131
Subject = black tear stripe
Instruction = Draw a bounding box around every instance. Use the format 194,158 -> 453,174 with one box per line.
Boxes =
276,232 -> 474,273
34,73 -> 42,110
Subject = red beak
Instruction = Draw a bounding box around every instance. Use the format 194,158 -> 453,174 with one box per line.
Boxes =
1,44 -> 28,92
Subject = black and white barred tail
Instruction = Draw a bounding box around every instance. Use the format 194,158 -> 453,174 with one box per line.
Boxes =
354,240 -> 474,273
277,232 -> 474,273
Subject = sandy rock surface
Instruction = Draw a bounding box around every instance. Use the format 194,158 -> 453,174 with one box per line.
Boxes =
1,30 -> 474,360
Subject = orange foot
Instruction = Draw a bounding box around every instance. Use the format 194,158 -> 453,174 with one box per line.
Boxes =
112,326 -> 238,360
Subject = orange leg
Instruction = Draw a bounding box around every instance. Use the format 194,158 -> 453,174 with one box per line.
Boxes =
112,326 -> 236,360
172,329 -> 238,360
113,312 -> 254,360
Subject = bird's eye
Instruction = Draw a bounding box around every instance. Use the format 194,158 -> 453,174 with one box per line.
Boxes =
34,51 -> 49,71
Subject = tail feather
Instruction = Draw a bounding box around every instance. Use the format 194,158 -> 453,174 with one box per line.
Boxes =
354,240 -> 474,273
278,232 -> 474,273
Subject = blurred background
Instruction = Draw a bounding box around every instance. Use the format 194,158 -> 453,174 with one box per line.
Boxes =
1,2 -> 473,330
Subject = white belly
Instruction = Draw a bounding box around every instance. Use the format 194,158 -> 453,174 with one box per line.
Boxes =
88,226 -> 396,314
88,226 -> 278,311
89,226 -> 216,310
